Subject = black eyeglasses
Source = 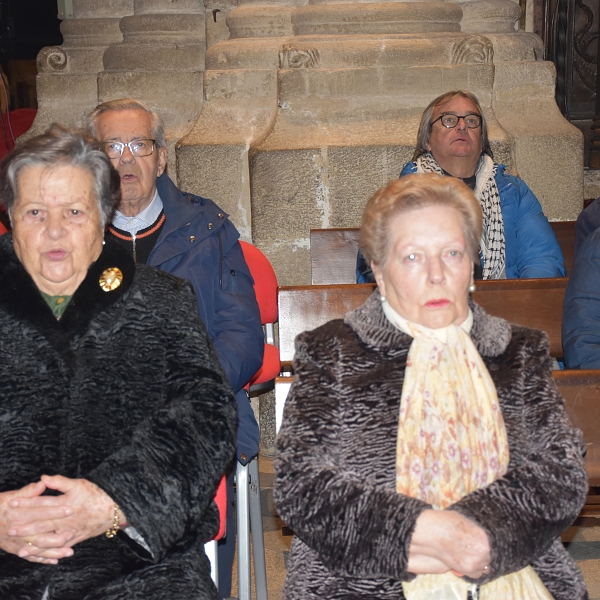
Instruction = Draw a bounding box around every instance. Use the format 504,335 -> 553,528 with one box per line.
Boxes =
102,139 -> 156,159
431,114 -> 482,129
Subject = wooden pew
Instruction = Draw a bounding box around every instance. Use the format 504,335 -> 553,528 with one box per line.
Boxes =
278,278 -> 567,368
278,284 -> 374,368
552,221 -> 576,276
310,222 -> 576,285
555,369 -> 600,520
473,277 -> 567,357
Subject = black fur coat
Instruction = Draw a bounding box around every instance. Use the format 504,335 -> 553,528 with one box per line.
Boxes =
274,291 -> 589,600
0,235 -> 237,600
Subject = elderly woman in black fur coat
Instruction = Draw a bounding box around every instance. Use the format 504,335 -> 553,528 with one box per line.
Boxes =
274,174 -> 589,600
0,125 -> 236,600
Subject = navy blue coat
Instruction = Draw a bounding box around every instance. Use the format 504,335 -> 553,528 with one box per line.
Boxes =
563,227 -> 600,369
575,197 -> 600,257
150,174 -> 264,463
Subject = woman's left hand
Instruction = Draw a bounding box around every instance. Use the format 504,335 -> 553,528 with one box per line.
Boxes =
8,475 -> 123,559
408,509 -> 491,579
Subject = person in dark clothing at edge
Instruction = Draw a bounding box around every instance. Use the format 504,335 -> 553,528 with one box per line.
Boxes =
87,98 -> 264,599
356,90 -> 565,284
574,197 -> 600,257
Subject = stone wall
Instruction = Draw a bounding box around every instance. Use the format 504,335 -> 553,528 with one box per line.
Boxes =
32,0 -> 583,288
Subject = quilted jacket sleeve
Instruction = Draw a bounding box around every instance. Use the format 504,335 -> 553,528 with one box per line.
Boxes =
209,224 -> 264,393
500,174 -> 566,278
273,325 -> 430,580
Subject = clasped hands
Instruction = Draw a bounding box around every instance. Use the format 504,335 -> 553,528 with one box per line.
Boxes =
0,475 -> 119,565
407,509 -> 491,580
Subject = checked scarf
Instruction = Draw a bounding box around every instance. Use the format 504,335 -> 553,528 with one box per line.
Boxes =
416,153 -> 506,279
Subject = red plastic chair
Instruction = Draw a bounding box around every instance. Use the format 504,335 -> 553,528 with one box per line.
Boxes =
240,241 -> 280,394
0,108 -> 37,160
237,240 -> 278,600
206,242 -> 278,598
205,474 -> 227,588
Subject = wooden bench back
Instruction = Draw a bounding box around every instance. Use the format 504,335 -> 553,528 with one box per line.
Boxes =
310,222 -> 576,285
278,278 -> 567,365
555,370 -> 600,488
278,284 -> 375,365
473,277 -> 567,357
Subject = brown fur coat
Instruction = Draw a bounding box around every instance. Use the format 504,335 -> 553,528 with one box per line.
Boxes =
274,292 -> 588,600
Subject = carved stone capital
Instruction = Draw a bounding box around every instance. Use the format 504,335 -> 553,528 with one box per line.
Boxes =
36,46 -> 68,73
451,34 -> 494,64
279,45 -> 321,68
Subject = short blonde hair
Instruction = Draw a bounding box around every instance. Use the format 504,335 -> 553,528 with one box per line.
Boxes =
360,173 -> 482,268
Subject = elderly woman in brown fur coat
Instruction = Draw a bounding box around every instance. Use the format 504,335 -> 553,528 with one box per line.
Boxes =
274,174 -> 588,600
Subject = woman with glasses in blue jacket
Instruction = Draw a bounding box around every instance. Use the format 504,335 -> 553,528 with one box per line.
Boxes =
357,90 -> 565,283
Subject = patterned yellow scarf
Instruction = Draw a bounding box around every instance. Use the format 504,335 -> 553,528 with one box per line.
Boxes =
382,300 -> 552,600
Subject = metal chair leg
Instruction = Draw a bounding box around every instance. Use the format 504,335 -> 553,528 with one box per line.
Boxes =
237,461 -> 251,600
204,540 -> 219,590
248,457 -> 268,600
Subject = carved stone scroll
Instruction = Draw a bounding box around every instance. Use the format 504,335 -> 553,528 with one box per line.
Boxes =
36,47 -> 68,73
451,35 -> 494,64
279,45 -> 321,68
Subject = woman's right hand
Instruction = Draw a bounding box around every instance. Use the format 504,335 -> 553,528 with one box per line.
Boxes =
0,481 -> 75,565
407,509 -> 491,579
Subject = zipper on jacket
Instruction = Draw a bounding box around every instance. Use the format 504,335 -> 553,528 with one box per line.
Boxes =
218,230 -> 223,290
132,233 -> 137,263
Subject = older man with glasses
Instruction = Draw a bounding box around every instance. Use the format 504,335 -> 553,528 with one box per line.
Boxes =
357,90 -> 565,282
87,98 -> 264,600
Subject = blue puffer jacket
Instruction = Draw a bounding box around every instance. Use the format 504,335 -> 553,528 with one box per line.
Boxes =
563,227 -> 600,369
151,173 -> 264,464
356,162 -> 566,282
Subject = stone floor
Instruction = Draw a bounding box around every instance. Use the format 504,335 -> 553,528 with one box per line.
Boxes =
229,454 -> 600,600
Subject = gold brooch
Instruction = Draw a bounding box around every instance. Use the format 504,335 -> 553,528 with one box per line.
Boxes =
99,267 -> 123,292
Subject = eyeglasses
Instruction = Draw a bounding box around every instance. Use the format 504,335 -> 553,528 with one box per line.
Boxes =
101,139 -> 156,159
431,113 -> 482,129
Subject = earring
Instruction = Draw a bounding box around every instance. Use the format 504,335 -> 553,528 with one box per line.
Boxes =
380,295 -> 387,303
469,284 -> 476,293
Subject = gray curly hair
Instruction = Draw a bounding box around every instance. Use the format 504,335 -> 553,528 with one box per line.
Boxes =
0,123 -> 120,227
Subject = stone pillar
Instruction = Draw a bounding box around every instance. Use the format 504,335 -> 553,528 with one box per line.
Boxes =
99,0 -> 206,149
29,0 -> 133,137
177,0 -> 582,284
454,0 -> 521,33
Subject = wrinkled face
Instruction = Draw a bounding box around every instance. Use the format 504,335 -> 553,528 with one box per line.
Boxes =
372,205 -> 473,329
11,165 -> 104,296
426,96 -> 483,168
95,109 -> 167,214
